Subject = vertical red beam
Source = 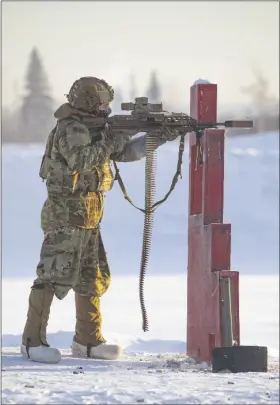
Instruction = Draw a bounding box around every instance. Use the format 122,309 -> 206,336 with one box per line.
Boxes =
189,83 -> 217,216
187,80 -> 240,363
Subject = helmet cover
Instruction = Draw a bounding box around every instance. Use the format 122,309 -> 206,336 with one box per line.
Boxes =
67,76 -> 114,112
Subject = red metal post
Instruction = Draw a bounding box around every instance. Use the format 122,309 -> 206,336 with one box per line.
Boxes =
187,81 -> 240,363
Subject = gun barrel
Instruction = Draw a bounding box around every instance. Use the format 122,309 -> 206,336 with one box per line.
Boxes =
107,116 -> 254,134
224,120 -> 254,128
197,120 -> 254,129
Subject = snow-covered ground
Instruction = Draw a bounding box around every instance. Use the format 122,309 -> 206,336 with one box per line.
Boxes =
2,275 -> 279,404
2,350 -> 279,405
2,131 -> 279,403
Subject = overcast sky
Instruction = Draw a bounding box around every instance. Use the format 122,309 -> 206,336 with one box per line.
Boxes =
2,1 -> 279,110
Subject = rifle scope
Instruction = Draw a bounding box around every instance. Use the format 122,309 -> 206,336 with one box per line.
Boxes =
121,97 -> 163,113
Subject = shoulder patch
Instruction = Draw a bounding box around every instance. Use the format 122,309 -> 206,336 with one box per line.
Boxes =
65,121 -> 90,148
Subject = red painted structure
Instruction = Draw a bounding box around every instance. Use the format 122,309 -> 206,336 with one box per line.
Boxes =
187,82 -> 240,363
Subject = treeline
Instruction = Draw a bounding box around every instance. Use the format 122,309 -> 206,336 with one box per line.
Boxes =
228,69 -> 279,137
2,47 -> 279,143
3,48 -> 55,143
2,48 -> 164,143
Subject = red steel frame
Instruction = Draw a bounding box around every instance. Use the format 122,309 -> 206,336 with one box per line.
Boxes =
187,82 -> 240,363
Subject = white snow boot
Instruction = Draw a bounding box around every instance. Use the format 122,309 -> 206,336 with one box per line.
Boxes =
21,284 -> 61,364
21,343 -> 61,364
73,294 -> 123,360
71,340 -> 122,360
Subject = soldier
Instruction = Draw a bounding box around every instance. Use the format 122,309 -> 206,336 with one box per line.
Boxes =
21,76 -> 179,364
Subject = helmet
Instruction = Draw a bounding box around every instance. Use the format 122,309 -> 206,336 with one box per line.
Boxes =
66,76 -> 114,113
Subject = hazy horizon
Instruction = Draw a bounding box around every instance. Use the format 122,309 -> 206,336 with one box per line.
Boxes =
3,1 -> 279,110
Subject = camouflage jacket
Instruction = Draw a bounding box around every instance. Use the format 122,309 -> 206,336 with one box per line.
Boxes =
40,103 -> 166,232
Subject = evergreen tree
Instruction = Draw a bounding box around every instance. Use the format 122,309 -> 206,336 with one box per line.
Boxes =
146,71 -> 161,103
111,86 -> 123,114
241,69 -> 278,133
129,73 -> 137,101
20,47 -> 54,142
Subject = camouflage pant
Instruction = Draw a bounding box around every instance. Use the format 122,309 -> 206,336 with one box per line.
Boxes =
33,226 -> 111,300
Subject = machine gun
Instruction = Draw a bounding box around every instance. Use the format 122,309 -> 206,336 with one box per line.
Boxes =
108,97 -> 253,333
106,96 -> 253,134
